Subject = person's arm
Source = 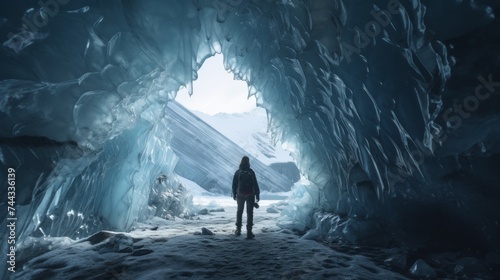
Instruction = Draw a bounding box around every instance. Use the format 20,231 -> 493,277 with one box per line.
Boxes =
232,170 -> 239,199
253,170 -> 260,202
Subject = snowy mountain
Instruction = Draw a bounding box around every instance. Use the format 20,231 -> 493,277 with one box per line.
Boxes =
165,102 -> 297,195
189,107 -> 294,165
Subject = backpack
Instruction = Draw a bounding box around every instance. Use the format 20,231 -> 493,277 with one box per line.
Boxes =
238,169 -> 255,196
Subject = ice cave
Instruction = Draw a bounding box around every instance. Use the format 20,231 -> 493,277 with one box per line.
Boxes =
1,0 -> 500,278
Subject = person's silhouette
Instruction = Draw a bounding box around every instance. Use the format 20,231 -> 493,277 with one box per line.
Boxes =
232,156 -> 260,239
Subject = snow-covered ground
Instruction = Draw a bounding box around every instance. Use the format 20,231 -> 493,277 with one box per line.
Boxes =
12,178 -> 408,279
13,195 -> 410,280
11,177 -> 499,280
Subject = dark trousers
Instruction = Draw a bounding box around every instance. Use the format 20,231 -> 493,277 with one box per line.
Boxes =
236,195 -> 255,228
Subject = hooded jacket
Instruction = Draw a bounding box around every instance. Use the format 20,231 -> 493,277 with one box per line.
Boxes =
232,162 -> 260,198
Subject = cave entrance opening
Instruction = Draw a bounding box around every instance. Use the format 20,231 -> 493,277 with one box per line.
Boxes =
176,53 -> 256,115
172,53 -> 294,210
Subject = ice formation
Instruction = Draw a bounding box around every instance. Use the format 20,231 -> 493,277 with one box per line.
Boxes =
1,1 -> 500,274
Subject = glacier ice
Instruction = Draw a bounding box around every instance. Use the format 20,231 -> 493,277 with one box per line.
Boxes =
1,1 -> 500,276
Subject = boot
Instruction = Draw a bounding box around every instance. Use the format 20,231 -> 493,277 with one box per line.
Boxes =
235,226 -> 241,236
246,226 -> 254,239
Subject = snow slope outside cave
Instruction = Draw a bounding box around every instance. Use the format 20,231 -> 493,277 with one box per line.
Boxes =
190,107 -> 294,165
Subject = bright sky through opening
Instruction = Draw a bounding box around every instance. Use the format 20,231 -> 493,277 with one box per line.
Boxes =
176,54 -> 256,115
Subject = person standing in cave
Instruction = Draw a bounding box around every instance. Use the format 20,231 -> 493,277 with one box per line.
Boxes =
232,156 -> 260,239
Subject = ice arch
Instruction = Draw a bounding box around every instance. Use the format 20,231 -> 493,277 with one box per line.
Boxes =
1,0 -> 500,257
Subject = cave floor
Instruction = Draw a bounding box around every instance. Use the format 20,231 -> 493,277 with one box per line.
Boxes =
14,197 -> 409,280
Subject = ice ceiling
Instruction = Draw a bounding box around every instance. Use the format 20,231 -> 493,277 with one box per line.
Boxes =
1,0 -> 500,254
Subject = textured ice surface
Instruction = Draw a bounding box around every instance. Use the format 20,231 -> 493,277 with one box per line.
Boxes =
1,2 -> 500,275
